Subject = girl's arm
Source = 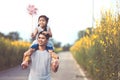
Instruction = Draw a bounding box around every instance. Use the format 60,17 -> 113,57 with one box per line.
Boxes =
31,28 -> 38,38
48,27 -> 52,37
43,27 -> 52,37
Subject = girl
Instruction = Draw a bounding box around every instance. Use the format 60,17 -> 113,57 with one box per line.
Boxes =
21,15 -> 59,69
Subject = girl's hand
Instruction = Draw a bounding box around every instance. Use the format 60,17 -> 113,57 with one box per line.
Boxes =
31,33 -> 35,38
43,31 -> 48,35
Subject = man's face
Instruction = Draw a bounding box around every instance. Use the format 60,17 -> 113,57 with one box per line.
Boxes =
38,34 -> 48,46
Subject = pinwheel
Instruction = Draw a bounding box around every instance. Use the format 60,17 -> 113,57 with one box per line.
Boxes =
27,4 -> 37,16
27,4 -> 38,31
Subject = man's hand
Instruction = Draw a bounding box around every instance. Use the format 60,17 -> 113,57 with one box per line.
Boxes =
42,31 -> 48,35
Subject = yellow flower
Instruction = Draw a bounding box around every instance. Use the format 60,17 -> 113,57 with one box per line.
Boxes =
110,40 -> 113,44
95,68 -> 100,72
89,60 -> 92,64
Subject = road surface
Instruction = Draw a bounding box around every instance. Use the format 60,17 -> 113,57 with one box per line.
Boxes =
0,52 -> 88,80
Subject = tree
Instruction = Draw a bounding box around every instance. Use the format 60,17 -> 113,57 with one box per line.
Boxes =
85,27 -> 93,36
0,32 -> 5,37
62,43 -> 71,51
6,32 -> 21,40
51,39 -> 61,48
78,30 -> 85,39
54,42 -> 61,48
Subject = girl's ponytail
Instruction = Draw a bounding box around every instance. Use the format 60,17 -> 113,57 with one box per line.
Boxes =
44,26 -> 47,31
38,24 -> 40,27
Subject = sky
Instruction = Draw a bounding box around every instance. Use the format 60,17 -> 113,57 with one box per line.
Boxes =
0,0 -> 117,45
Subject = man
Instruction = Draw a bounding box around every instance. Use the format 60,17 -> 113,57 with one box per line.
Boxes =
28,31 -> 59,80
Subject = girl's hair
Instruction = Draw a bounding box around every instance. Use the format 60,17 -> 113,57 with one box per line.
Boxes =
38,15 -> 49,31
38,15 -> 49,23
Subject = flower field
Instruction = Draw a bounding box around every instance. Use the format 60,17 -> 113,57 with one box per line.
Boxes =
70,10 -> 120,80
0,37 -> 30,71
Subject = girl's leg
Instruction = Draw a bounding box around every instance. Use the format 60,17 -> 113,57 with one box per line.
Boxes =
48,50 -> 59,72
21,40 -> 39,69
51,56 -> 59,72
21,48 -> 35,69
47,42 -> 59,72
48,50 -> 59,59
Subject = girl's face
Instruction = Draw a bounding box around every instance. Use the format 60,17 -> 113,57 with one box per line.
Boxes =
38,17 -> 47,28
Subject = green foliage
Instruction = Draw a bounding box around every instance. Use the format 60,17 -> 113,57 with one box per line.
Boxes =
62,43 -> 71,51
0,31 -> 22,41
54,47 -> 63,53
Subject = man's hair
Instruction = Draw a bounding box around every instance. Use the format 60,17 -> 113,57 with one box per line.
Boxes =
38,31 -> 50,40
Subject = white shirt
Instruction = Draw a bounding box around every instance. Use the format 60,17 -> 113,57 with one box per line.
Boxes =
28,50 -> 51,80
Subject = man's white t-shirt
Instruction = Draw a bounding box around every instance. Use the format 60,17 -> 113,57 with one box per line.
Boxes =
28,50 -> 51,80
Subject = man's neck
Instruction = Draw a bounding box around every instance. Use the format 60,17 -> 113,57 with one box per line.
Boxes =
38,45 -> 46,51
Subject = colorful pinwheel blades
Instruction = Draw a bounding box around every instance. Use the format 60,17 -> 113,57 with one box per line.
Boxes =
27,5 -> 37,15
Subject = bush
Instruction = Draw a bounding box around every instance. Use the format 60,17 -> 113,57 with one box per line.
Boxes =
0,37 -> 30,71
70,10 -> 120,80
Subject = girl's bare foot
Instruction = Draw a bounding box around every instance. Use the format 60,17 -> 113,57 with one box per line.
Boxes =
52,58 -> 59,72
21,61 -> 29,69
